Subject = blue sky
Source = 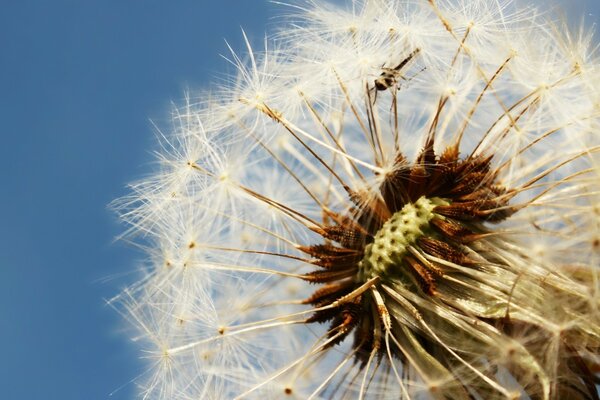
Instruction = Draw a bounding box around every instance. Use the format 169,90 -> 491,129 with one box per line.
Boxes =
0,1 -> 597,399
0,1 -> 272,399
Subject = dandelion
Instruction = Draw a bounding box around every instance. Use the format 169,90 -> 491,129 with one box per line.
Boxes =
114,1 -> 600,399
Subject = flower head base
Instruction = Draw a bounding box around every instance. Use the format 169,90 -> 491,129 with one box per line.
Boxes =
358,195 -> 449,282
115,1 -> 600,399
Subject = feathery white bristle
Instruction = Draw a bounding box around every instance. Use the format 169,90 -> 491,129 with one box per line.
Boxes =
113,1 -> 600,398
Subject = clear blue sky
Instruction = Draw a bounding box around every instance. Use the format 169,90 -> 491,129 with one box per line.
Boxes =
0,1 -> 272,399
0,1 -> 597,399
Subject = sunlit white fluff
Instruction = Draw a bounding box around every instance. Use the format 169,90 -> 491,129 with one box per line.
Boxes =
114,1 -> 600,399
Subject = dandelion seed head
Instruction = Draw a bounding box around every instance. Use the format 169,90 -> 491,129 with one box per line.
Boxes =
114,1 -> 600,398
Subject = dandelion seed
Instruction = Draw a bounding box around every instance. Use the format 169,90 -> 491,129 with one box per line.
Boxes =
114,1 -> 600,399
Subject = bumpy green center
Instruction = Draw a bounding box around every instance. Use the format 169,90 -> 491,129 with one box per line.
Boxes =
358,196 -> 448,282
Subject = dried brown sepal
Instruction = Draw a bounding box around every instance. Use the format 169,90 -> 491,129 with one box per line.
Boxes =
417,236 -> 471,266
434,197 -> 510,221
326,302 -> 363,347
302,281 -> 354,306
319,225 -> 369,249
306,306 -> 342,325
429,217 -> 477,243
434,202 -> 482,220
457,185 -> 505,202
446,172 -> 490,196
298,244 -> 359,257
303,269 -> 357,283
438,144 -> 460,165
404,255 -> 436,295
309,257 -> 361,270
300,244 -> 362,269
457,154 -> 494,176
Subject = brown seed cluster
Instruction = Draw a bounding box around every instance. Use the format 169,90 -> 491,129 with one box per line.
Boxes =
300,138 -> 513,359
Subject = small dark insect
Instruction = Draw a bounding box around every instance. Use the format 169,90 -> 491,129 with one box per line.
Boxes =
374,48 -> 421,91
